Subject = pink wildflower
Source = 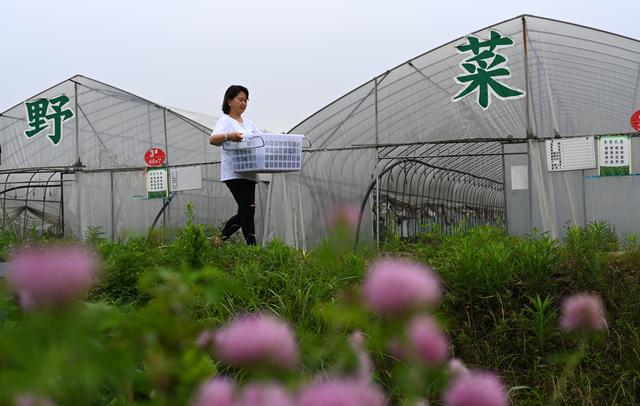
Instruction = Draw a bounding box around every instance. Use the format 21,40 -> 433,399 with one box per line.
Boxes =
7,245 -> 99,311
14,394 -> 55,406
362,258 -> 442,316
559,293 -> 606,332
443,371 -> 509,406
196,330 -> 216,349
213,313 -> 298,369
407,316 -> 449,365
298,378 -> 386,406
387,337 -> 406,359
192,377 -> 234,406
235,383 -> 296,406
327,203 -> 361,232
447,358 -> 469,377
348,330 -> 373,382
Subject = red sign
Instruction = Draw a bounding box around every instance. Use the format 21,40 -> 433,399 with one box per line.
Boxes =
631,110 -> 640,132
144,148 -> 166,167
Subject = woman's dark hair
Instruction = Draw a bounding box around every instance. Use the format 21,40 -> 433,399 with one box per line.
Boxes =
222,85 -> 249,114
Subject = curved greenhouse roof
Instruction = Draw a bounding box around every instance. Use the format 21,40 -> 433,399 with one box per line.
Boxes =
0,75 -> 217,171
291,15 -> 640,146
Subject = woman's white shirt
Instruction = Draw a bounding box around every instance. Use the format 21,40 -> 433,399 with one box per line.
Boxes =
212,114 -> 259,182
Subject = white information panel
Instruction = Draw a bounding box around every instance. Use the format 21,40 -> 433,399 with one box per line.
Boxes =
146,167 -> 168,199
170,166 -> 202,191
545,137 -> 596,172
510,165 -> 528,190
598,136 -> 631,176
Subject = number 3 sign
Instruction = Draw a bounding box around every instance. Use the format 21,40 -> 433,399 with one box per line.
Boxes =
144,148 -> 166,167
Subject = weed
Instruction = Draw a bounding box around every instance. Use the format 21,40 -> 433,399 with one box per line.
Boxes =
522,294 -> 557,356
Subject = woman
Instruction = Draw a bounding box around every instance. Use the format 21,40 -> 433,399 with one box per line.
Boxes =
209,85 -> 259,245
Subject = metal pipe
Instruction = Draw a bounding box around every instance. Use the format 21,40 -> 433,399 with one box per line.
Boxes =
163,108 -> 169,234
74,82 -> 80,166
42,172 -> 57,233
1,172 -> 10,229
522,15 -> 533,140
404,160 -> 421,236
110,172 -> 115,240
398,162 -> 408,238
405,161 -> 421,238
414,164 -> 431,233
23,171 -> 38,234
60,172 -> 65,236
501,143 -> 509,234
375,158 -> 380,246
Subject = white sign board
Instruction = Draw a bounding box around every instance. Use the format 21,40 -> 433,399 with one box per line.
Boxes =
510,165 -> 528,190
170,166 -> 202,191
545,137 -> 596,172
146,167 -> 168,199
598,136 -> 631,176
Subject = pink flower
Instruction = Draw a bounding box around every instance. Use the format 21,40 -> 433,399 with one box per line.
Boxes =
407,316 -> 449,365
7,245 -> 99,311
212,313 -> 298,369
387,337 -> 405,359
559,293 -> 606,332
327,204 -> 361,232
447,358 -> 469,377
196,330 -> 216,349
235,383 -> 296,406
14,394 -> 55,406
298,378 -> 386,406
362,258 -> 442,316
349,330 -> 373,382
192,378 -> 234,406
443,371 -> 509,406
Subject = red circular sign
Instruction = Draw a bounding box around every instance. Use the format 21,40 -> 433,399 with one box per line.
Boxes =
631,110 -> 640,132
144,148 -> 166,166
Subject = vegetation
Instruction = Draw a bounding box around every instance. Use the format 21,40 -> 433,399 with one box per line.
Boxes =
0,216 -> 638,405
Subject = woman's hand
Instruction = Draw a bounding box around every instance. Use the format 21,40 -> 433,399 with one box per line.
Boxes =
209,131 -> 244,145
227,131 -> 243,142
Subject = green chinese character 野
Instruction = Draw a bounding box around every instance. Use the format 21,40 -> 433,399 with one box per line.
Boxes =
23,95 -> 74,145
45,95 -> 74,145
24,99 -> 50,138
452,30 -> 525,109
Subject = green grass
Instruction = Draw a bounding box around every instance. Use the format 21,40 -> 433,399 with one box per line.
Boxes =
0,220 -> 638,404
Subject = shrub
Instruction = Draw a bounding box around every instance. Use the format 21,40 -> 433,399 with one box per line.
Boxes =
562,221 -> 617,291
89,236 -> 152,305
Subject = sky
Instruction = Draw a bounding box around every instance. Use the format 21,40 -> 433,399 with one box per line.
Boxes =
1,0 -> 638,133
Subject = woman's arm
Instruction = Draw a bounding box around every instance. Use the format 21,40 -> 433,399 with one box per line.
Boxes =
208,131 -> 244,146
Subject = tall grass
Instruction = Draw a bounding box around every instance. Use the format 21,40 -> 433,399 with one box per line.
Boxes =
0,220 -> 638,404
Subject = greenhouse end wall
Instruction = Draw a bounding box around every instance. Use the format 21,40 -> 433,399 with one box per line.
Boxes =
505,137 -> 640,240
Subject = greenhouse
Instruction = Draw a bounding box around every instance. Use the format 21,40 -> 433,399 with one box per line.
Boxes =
0,75 -> 251,240
269,14 -> 640,246
2,15 -> 640,248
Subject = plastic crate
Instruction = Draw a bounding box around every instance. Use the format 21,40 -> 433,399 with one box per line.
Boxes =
225,133 -> 304,173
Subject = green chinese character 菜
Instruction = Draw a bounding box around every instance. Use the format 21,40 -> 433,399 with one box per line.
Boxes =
23,95 -> 74,145
452,30 -> 525,109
